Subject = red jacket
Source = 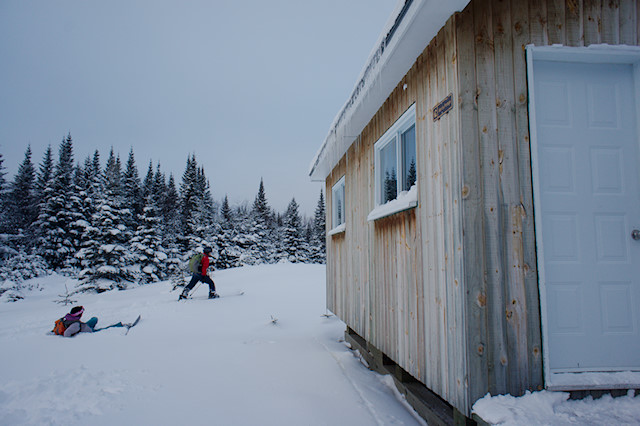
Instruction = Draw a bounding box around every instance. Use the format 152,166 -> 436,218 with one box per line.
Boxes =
200,254 -> 210,275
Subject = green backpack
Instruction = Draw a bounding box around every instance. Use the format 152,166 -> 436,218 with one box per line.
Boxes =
188,253 -> 204,274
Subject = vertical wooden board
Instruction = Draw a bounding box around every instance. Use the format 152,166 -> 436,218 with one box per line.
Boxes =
456,4 -> 489,412
584,0 -> 603,45
529,0 -> 549,45
407,57 -> 424,380
364,125 -> 373,341
474,0 -> 510,397
325,178 -> 334,312
415,50 -> 429,385
511,0 -> 544,392
424,41 -> 439,391
601,0 -> 621,44
443,16 -> 469,412
619,0 -> 637,44
547,0 -> 567,43
434,28 -> 450,400
433,34 -> 448,397
493,0 -> 531,396
565,0 -> 585,46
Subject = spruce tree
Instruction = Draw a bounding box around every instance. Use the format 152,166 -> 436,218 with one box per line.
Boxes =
131,190 -> 167,283
215,194 -> 240,269
0,152 -> 6,196
221,195 -> 232,225
36,134 -> 77,269
312,190 -> 326,263
35,145 -> 54,207
246,178 -> 276,264
83,150 -> 102,218
142,161 -> 154,201
152,163 -> 166,210
281,197 -> 307,262
179,154 -> 199,243
0,152 -> 6,228
163,174 -> 179,237
7,146 -> 37,234
252,178 -> 270,225
122,148 -> 142,229
66,161 -> 90,269
161,173 -> 182,277
78,148 -> 133,288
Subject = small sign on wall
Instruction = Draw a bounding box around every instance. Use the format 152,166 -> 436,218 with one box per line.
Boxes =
433,93 -> 453,121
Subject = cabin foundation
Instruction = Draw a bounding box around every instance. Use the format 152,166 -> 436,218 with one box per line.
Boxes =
346,327 -> 475,426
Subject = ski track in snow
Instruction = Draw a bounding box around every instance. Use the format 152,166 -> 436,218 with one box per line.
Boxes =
317,338 -> 385,426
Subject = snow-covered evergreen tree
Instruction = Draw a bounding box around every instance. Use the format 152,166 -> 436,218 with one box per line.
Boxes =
215,195 -> 240,269
0,152 -> 7,232
65,161 -> 92,269
36,134 -> 77,269
221,195 -> 232,224
252,178 -> 271,226
246,178 -> 277,264
36,145 -> 54,201
6,147 -> 37,236
142,161 -> 154,201
311,190 -> 326,263
179,155 -> 199,246
179,156 -> 219,261
77,148 -> 133,289
122,148 -> 142,231
160,173 -> 182,278
280,197 -> 308,263
0,152 -> 6,196
130,190 -> 167,283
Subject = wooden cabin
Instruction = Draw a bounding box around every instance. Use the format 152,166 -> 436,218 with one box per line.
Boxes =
309,0 -> 640,423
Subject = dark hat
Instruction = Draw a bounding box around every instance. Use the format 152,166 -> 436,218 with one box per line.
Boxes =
203,247 -> 212,254
70,306 -> 84,316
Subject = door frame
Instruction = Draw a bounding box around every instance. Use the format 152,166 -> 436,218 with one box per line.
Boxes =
526,44 -> 640,390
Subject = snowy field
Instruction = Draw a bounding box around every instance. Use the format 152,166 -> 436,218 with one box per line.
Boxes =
1,263 -> 639,425
0,264 -> 424,426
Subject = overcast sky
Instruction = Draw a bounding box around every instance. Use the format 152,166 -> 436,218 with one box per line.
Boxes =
0,0 -> 395,216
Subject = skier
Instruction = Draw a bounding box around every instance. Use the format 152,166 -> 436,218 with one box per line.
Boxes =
53,306 -> 129,337
179,246 -> 219,300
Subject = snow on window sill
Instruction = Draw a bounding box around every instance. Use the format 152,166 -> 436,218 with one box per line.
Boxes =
367,186 -> 418,222
327,223 -> 346,236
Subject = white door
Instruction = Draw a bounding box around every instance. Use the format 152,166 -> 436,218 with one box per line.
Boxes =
532,58 -> 640,376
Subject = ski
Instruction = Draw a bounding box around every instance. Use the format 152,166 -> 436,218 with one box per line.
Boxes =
179,290 -> 244,301
124,315 -> 141,335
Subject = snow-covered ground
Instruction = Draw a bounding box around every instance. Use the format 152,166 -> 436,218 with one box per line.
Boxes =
1,263 -> 639,425
473,389 -> 640,425
0,264 -> 424,426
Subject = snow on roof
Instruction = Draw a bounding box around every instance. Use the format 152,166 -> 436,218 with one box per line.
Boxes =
309,0 -> 471,181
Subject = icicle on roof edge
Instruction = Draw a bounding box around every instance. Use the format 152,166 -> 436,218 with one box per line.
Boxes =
309,0 -> 471,182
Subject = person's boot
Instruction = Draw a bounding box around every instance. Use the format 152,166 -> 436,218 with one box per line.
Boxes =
179,290 -> 189,300
208,291 -> 219,299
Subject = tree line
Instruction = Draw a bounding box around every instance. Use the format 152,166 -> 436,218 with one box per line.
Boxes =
0,133 -> 326,294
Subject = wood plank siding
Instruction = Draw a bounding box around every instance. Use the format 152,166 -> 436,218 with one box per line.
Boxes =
324,0 -> 640,417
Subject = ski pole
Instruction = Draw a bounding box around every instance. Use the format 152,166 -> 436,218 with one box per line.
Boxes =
189,282 -> 202,297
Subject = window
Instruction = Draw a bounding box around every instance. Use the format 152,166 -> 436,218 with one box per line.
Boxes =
374,104 -> 417,206
329,176 -> 346,235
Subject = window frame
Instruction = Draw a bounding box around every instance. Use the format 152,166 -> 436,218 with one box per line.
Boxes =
373,103 -> 417,207
328,175 -> 346,235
